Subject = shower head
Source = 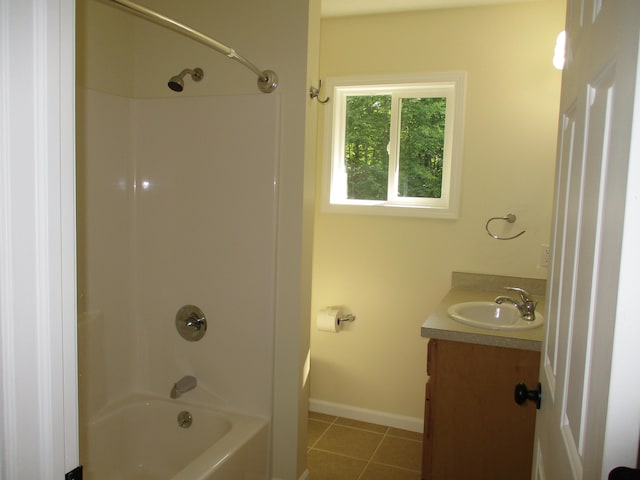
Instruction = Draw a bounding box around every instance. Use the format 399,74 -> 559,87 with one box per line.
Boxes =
168,67 -> 204,92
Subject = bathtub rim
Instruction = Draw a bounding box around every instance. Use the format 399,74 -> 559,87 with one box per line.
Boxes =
81,392 -> 270,480
84,391 -> 267,423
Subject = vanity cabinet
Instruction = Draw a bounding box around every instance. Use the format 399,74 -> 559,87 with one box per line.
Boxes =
422,338 -> 540,480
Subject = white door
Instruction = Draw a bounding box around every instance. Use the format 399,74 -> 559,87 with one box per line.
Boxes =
0,0 -> 78,478
533,1 -> 640,479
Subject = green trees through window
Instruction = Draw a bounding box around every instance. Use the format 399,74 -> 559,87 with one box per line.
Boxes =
399,97 -> 446,198
344,95 -> 447,201
345,95 -> 390,200
323,73 -> 464,218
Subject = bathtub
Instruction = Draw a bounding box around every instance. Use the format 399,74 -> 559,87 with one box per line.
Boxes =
81,394 -> 269,480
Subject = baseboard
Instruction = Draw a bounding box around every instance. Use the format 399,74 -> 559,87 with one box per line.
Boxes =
298,469 -> 310,480
309,398 -> 423,433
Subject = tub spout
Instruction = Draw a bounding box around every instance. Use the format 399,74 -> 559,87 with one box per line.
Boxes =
170,375 -> 197,399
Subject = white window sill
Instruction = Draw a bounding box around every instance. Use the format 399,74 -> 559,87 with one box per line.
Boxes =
321,202 -> 460,219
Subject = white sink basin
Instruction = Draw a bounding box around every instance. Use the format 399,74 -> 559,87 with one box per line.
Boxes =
447,301 -> 544,331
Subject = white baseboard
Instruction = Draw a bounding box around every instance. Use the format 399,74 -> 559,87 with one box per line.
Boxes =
309,398 -> 423,433
298,469 -> 310,480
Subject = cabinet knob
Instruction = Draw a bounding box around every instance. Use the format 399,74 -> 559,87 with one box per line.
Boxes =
514,382 -> 541,409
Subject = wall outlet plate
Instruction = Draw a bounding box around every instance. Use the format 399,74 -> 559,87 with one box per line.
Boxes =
539,244 -> 551,268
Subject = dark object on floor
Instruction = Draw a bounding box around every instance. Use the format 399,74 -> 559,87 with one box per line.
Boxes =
609,467 -> 640,480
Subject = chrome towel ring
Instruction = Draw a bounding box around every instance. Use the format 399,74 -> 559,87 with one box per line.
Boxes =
486,213 -> 526,240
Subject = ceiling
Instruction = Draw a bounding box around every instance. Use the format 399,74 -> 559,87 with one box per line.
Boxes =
321,0 -> 543,17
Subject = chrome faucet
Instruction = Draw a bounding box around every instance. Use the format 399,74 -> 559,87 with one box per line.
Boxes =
494,287 -> 538,321
170,375 -> 197,399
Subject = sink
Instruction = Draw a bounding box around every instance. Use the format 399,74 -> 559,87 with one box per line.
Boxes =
447,301 -> 544,331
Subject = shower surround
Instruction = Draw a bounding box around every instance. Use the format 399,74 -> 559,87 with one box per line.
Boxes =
77,87 -> 279,473
75,0 -> 318,475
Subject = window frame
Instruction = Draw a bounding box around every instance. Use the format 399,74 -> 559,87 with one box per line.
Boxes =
321,72 -> 466,219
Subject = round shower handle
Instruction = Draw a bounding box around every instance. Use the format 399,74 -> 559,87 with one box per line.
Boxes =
175,305 -> 207,341
185,312 -> 205,330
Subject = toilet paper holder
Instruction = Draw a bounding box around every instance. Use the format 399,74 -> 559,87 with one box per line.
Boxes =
337,313 -> 355,324
317,307 -> 356,333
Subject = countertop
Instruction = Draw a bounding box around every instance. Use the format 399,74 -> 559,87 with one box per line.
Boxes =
421,285 -> 545,352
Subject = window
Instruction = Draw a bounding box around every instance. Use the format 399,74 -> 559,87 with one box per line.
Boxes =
322,73 -> 465,218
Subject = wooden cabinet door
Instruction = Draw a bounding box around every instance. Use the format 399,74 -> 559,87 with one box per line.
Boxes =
423,339 -> 540,480
422,381 -> 433,479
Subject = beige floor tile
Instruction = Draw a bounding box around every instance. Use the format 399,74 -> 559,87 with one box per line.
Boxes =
308,419 -> 331,448
335,417 -> 389,434
309,411 -> 338,423
307,449 -> 368,480
387,427 -> 423,442
360,463 -> 422,480
315,425 -> 384,460
371,435 -> 423,471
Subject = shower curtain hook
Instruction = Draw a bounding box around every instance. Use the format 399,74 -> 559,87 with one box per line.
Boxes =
309,80 -> 330,104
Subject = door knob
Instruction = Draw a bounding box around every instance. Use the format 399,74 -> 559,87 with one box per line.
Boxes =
514,382 -> 541,409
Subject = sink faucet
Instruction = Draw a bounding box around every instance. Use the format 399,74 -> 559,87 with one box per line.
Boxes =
170,375 -> 197,399
494,287 -> 537,321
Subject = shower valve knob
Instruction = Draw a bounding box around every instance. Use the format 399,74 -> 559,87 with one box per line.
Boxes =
185,312 -> 205,330
175,305 -> 207,341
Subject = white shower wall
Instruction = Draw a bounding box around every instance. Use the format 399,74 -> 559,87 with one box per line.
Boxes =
132,93 -> 279,417
77,89 -> 135,421
78,88 -> 279,421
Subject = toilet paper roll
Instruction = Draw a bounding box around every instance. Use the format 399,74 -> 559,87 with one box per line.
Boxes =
317,308 -> 341,333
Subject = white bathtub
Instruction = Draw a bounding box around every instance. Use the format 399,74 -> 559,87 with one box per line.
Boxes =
81,394 -> 269,480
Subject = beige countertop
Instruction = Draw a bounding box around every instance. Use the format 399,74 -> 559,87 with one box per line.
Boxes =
421,276 -> 546,352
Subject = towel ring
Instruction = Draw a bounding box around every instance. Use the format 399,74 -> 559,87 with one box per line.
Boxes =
486,213 -> 526,240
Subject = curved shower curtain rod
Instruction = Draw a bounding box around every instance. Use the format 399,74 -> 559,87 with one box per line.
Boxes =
104,0 -> 279,93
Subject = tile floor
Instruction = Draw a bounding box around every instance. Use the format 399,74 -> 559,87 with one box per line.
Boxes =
307,411 -> 423,480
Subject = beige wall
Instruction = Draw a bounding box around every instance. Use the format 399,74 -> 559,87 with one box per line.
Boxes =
76,1 -> 317,478
311,0 -> 565,422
